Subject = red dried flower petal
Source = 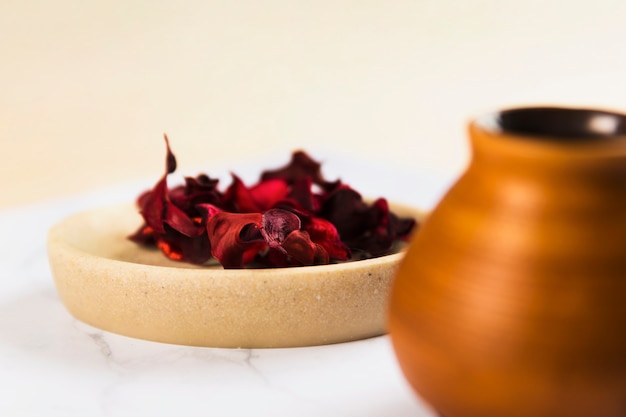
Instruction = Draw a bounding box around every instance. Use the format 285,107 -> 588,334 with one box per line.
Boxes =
320,187 -> 372,240
259,234 -> 329,267
130,135 -> 213,264
128,224 -> 155,245
134,135 -> 179,234
206,212 -> 266,268
304,217 -> 351,261
279,230 -> 320,265
286,177 -> 319,213
154,225 -> 213,264
169,174 -> 222,213
260,150 -> 340,192
320,188 -> 413,256
250,179 -> 290,210
222,175 -> 260,213
205,209 -> 336,268
222,175 -> 290,213
137,176 -> 168,234
260,211 -> 333,266
164,134 -> 177,174
164,202 -> 205,237
259,209 -> 302,252
196,203 -> 222,219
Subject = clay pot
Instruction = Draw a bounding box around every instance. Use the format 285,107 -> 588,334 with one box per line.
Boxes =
388,107 -> 626,417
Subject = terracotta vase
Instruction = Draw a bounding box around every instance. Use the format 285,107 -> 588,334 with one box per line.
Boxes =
388,107 -> 626,417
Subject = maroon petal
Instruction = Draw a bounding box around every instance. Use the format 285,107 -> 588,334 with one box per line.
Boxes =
321,189 -> 415,256
222,175 -> 262,213
262,232 -> 329,266
249,178 -> 290,211
196,203 -> 222,220
128,224 -> 155,245
260,150 -> 340,192
279,230 -> 319,265
169,174 -> 222,213
135,135 -> 178,234
154,226 -> 213,264
259,209 -> 302,252
260,211 -> 331,265
320,187 -> 371,240
136,179 -> 167,234
206,212 -> 266,268
164,202 -> 204,237
304,217 -> 351,261
286,177 -> 318,212
163,134 -> 177,174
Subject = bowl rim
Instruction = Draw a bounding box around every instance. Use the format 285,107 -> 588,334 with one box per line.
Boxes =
47,200 -> 420,278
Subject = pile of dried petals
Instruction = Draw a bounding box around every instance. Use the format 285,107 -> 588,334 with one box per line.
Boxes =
129,136 -> 417,269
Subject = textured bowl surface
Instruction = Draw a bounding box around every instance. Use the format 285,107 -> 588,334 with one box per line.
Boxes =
48,202 -> 422,348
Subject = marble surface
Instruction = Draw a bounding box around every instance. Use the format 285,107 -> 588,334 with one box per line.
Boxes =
0,158 -> 453,417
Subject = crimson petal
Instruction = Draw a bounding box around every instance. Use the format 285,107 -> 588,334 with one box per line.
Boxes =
169,174 -> 222,213
164,202 -> 204,237
321,189 -> 415,256
304,217 -> 351,261
206,212 -> 266,268
279,230 -> 321,265
154,225 -> 213,264
250,178 -> 290,211
260,209 -> 302,252
260,150 -> 340,192
222,175 -> 262,213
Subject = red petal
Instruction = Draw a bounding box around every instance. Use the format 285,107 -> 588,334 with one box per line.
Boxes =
170,175 -> 222,213
196,203 -> 222,219
279,230 -> 317,265
304,217 -> 351,261
206,212 -> 266,268
222,175 -> 261,213
260,211 -> 331,265
249,178 -> 289,210
320,187 -> 370,240
154,226 -> 213,264
259,209 -> 301,251
128,224 -> 155,245
164,203 -> 204,237
320,189 -> 416,256
260,150 -> 340,192
135,135 -> 178,234
262,233 -> 329,266
223,176 -> 290,213
163,133 -> 177,174
286,177 -> 318,212
137,176 -> 167,234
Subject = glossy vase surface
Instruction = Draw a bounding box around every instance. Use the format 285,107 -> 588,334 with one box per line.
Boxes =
388,107 -> 626,417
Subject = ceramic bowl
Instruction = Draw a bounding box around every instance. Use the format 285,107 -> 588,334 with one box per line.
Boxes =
48,202 -> 423,348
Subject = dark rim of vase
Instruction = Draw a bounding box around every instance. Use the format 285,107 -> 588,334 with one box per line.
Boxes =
478,107 -> 626,141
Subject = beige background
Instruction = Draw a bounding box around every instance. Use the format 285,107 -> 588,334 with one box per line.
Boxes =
3,0 -> 626,208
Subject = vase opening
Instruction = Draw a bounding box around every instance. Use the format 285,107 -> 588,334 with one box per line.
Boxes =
479,107 -> 626,141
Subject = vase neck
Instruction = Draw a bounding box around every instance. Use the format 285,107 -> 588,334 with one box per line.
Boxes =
469,107 -> 626,169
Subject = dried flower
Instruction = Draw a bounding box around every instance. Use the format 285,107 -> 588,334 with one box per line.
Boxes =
129,136 -> 416,268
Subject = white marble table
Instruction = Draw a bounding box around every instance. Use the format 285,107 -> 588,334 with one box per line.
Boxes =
0,160 -> 453,417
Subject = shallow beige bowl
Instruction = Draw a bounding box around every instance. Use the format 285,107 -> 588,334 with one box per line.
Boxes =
47,202 -> 422,348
